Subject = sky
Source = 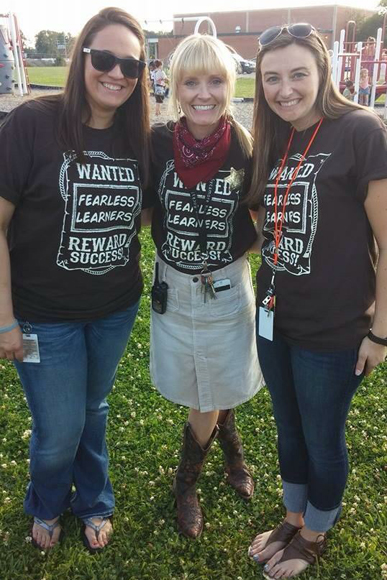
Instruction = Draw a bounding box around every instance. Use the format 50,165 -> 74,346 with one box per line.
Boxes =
2,0 -> 381,46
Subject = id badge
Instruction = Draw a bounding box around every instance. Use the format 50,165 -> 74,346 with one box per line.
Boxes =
22,334 -> 41,363
258,307 -> 274,341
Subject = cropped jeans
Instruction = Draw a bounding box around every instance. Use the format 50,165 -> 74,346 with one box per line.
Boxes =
257,328 -> 363,532
15,302 -> 139,521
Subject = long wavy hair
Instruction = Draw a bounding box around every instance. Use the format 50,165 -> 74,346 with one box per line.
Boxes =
168,34 -> 253,157
248,27 -> 364,205
35,7 -> 150,183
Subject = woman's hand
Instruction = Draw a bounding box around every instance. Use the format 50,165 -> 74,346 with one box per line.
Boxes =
355,335 -> 386,376
359,179 -> 387,376
0,325 -> 24,361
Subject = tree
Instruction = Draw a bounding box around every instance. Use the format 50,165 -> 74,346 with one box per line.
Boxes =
35,30 -> 59,57
356,0 -> 387,44
34,30 -> 75,58
356,13 -> 385,41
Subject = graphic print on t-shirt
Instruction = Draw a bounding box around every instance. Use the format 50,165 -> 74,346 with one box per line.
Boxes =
262,152 -> 330,276
158,160 -> 241,270
56,151 -> 142,275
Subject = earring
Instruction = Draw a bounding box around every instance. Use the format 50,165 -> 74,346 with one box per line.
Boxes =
178,104 -> 181,115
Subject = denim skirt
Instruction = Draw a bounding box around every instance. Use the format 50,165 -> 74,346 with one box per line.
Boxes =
150,255 -> 263,412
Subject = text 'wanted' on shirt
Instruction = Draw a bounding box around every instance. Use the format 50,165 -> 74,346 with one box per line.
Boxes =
57,150 -> 142,276
158,159 -> 238,271
262,152 -> 330,277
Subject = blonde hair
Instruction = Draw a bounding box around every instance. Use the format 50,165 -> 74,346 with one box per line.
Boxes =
169,34 -> 252,157
248,27 -> 365,204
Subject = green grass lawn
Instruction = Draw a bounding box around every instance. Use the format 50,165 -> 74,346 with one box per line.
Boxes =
235,78 -> 255,99
26,67 -> 68,87
0,233 -> 386,580
26,67 -> 256,98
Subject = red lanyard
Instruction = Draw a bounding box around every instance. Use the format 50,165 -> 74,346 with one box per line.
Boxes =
273,118 -> 323,266
264,118 -> 323,312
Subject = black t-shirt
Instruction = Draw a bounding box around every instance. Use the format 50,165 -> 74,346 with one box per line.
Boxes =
150,122 -> 257,274
0,100 -> 151,322
257,109 -> 387,350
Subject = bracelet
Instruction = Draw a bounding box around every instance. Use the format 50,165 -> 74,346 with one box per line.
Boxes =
367,330 -> 387,347
0,320 -> 19,334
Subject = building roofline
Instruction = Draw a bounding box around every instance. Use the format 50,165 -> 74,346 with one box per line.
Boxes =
147,28 -> 334,40
173,4 -> 375,17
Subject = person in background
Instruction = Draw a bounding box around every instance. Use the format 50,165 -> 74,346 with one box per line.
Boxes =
149,34 -> 263,539
362,36 -> 376,80
0,7 -> 150,553
359,67 -> 370,106
148,59 -> 156,93
153,59 -> 168,115
247,22 -> 387,579
343,78 -> 356,101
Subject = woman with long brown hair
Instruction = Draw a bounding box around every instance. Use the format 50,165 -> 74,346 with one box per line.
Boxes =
0,7 -> 150,552
247,23 -> 387,578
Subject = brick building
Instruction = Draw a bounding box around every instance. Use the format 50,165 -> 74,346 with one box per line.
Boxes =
147,4 -> 375,61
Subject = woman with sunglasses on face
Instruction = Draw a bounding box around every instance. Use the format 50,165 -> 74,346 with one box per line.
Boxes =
149,34 -> 263,539
247,24 -> 387,578
0,8 -> 150,552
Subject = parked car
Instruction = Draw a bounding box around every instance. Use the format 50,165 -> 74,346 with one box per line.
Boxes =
227,46 -> 256,74
240,59 -> 256,73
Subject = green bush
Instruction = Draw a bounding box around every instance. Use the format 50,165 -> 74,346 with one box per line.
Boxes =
55,56 -> 66,67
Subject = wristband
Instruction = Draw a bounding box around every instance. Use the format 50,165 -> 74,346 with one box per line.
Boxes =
0,320 -> 19,334
367,330 -> 387,347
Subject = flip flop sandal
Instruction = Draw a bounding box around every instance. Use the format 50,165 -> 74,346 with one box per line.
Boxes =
81,517 -> 113,554
262,530 -> 327,579
248,521 -> 301,564
31,516 -> 63,550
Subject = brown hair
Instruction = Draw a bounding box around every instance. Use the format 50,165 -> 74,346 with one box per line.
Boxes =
35,7 -> 150,183
248,27 -> 364,204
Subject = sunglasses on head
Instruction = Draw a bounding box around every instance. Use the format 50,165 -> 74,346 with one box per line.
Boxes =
259,23 -> 316,48
83,47 -> 146,79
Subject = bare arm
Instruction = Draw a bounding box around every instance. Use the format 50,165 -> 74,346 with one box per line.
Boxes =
141,207 -> 153,227
0,197 -> 23,361
248,208 -> 266,254
356,179 -> 387,376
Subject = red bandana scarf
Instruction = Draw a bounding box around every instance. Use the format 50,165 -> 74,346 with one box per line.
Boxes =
173,116 -> 231,188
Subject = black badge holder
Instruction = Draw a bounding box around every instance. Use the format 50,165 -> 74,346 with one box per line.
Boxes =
151,262 -> 169,314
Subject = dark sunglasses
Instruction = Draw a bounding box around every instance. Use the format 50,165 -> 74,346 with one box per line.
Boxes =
259,23 -> 316,48
83,47 -> 146,79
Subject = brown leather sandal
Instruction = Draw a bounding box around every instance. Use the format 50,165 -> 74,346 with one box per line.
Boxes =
266,521 -> 302,548
249,520 -> 301,564
263,530 -> 327,579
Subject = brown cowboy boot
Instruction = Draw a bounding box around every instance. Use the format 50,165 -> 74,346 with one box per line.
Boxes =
217,409 -> 254,499
173,422 -> 218,539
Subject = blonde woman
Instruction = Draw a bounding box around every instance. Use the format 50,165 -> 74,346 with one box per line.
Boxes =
149,34 -> 263,538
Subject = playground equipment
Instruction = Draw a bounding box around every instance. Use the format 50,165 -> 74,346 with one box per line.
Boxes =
0,12 -> 29,96
145,16 -> 217,59
0,24 -> 13,94
186,16 -> 217,36
144,16 -> 217,37
331,25 -> 387,114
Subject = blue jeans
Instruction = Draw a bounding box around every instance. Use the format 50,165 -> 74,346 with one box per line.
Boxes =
15,302 -> 139,521
257,328 -> 363,532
